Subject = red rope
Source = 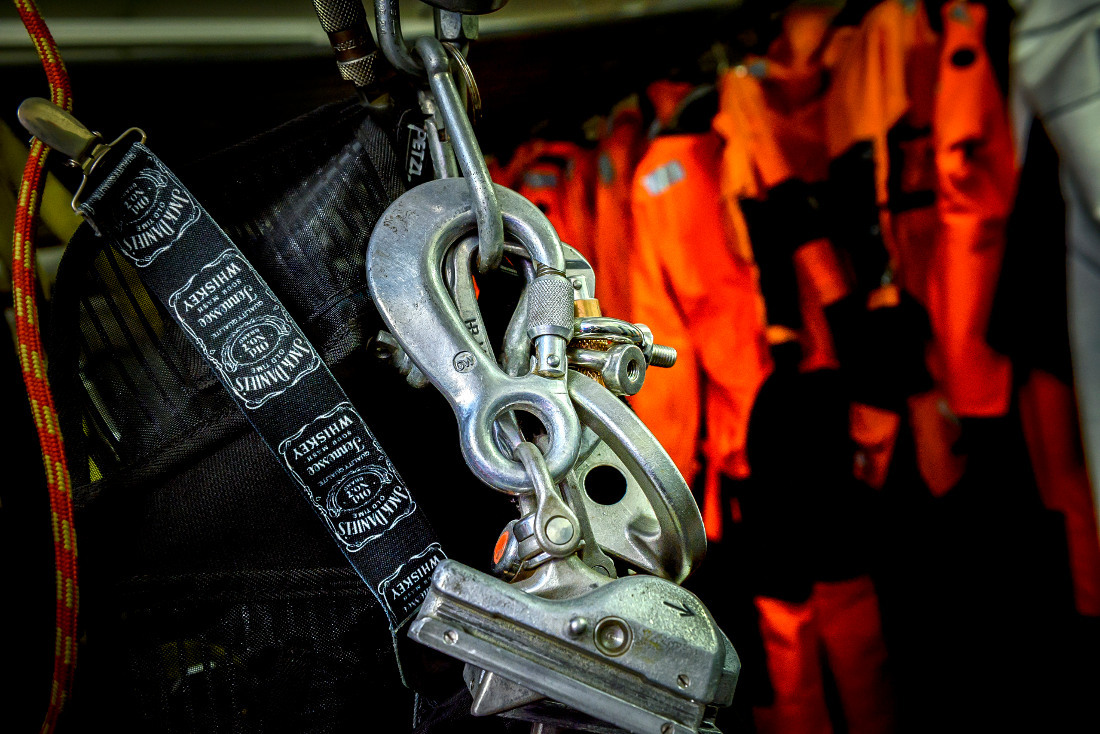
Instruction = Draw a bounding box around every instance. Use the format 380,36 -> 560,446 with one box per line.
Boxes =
11,1 -> 79,731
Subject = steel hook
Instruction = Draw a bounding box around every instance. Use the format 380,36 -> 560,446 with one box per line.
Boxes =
367,178 -> 578,493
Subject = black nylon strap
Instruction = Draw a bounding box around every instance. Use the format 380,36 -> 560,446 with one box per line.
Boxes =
80,141 -> 446,635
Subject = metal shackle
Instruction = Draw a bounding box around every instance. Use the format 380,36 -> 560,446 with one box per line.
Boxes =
366,178 -> 580,493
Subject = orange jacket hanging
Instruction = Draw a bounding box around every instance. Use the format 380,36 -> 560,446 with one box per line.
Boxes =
713,6 -> 851,373
514,140 -> 597,259
824,0 -> 939,307
926,1 -> 1015,417
629,132 -> 770,517
593,99 -> 646,321
1019,369 -> 1100,617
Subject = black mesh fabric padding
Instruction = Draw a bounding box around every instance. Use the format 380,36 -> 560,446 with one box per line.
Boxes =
54,99 -> 406,477
47,98 -> 514,732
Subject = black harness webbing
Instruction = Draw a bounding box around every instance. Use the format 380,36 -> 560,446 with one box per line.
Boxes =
81,141 -> 446,638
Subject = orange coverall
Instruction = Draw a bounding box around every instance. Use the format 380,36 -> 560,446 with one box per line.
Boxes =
927,0 -> 1015,418
823,0 -> 970,496
593,99 -> 646,321
629,130 -> 770,523
824,0 -> 939,302
514,140 -> 597,260
716,10 -> 896,734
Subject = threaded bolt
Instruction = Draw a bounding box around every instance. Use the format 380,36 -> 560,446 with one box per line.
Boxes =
648,344 -> 677,368
534,262 -> 565,278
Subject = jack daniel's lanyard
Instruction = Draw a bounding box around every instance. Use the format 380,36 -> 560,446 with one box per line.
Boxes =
79,139 -> 446,642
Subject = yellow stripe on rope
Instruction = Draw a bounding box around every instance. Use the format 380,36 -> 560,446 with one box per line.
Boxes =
21,347 -> 43,382
30,348 -> 45,381
49,507 -> 60,545
23,293 -> 36,326
30,398 -> 46,438
43,404 -> 58,436
53,455 -> 67,491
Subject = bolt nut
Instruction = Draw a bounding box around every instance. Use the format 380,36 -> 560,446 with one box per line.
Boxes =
601,343 -> 646,396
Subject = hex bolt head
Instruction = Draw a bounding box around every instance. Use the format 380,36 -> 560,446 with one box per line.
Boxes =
593,617 -> 632,656
567,616 -> 589,638
545,515 -> 574,545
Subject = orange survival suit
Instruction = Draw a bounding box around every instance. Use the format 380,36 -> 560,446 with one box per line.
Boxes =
711,8 -> 895,733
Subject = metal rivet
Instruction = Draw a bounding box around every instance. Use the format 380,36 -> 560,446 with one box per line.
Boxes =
547,354 -> 560,367
567,616 -> 589,638
443,629 -> 459,645
593,617 -> 632,656
545,515 -> 574,545
677,674 -> 690,689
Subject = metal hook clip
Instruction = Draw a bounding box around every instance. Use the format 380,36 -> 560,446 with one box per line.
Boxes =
373,0 -> 422,75
16,97 -> 146,216
367,177 -> 578,493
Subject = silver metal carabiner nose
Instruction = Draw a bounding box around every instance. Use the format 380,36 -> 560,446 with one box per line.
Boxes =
366,177 -> 579,492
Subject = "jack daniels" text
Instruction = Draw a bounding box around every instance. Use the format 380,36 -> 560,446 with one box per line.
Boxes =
169,249 -> 320,409
279,403 -> 417,553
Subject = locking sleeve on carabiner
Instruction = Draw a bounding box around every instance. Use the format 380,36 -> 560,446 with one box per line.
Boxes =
311,0 -> 394,96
